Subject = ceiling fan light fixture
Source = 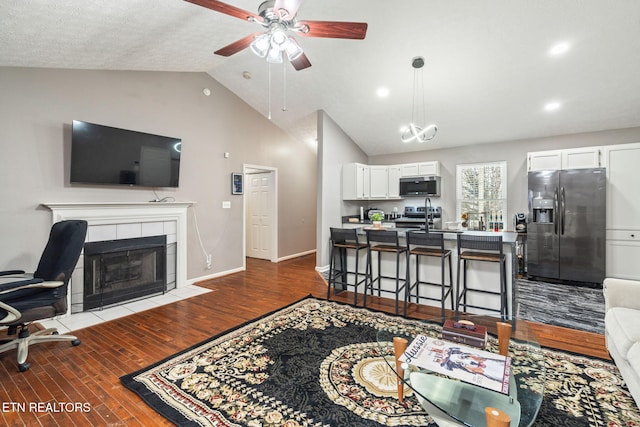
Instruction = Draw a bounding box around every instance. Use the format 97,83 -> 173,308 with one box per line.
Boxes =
270,27 -> 288,47
250,33 -> 270,58
284,37 -> 303,61
266,45 -> 283,63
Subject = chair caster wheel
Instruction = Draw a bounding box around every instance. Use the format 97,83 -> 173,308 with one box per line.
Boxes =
18,363 -> 31,372
72,339 -> 81,346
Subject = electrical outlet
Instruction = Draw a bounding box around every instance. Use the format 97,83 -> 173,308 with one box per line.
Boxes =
222,201 -> 231,209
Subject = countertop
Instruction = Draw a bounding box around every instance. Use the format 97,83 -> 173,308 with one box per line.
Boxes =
348,225 -> 518,244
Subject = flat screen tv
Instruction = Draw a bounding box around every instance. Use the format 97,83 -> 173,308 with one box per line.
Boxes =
70,120 -> 181,188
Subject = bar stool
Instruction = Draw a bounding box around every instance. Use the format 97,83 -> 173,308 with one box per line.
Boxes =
364,229 -> 408,315
455,234 -> 508,318
405,231 -> 453,318
327,227 -> 369,306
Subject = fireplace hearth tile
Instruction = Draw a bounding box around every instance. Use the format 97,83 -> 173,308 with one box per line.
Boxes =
121,298 -> 161,313
40,284 -> 212,332
94,305 -> 135,322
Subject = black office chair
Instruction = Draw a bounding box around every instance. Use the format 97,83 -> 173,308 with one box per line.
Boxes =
0,220 -> 88,372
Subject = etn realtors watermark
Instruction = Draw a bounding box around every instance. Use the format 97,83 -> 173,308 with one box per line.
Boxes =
2,401 -> 91,413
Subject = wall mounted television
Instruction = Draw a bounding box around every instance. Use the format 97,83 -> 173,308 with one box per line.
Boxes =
70,120 -> 181,188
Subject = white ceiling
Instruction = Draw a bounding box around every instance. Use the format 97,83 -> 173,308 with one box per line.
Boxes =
2,0 -> 640,155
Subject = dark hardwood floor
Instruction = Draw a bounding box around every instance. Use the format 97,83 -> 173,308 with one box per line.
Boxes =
0,254 -> 609,426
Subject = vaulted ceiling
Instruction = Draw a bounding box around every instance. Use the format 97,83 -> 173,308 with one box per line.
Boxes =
2,0 -> 639,155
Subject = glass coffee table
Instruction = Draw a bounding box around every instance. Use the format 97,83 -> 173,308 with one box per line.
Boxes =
377,314 -> 545,427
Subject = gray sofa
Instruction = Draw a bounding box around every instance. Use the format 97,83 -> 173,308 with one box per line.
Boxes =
603,277 -> 640,406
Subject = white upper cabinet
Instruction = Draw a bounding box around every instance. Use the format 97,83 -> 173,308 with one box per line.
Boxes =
528,147 -> 602,171
388,166 -> 401,198
343,161 -> 437,200
400,163 -> 419,176
562,147 -> 603,169
401,161 -> 440,177
527,150 -> 562,171
342,163 -> 370,200
342,163 -> 403,200
369,166 -> 390,198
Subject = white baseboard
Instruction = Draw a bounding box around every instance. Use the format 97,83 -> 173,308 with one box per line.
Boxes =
187,266 -> 245,286
276,249 -> 316,263
188,250 -> 316,285
316,265 -> 329,273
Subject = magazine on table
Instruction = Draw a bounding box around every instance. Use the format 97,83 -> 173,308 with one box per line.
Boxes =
399,335 -> 511,394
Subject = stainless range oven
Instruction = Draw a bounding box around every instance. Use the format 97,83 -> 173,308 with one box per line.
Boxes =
395,206 -> 442,229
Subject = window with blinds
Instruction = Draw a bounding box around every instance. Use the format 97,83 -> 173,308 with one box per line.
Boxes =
456,161 -> 507,231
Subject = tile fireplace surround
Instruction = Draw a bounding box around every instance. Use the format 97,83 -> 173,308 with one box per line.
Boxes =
42,202 -> 191,314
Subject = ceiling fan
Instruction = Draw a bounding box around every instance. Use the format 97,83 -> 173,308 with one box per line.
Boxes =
185,0 -> 368,70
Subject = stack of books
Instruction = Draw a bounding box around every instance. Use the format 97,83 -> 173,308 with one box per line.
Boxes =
441,320 -> 487,349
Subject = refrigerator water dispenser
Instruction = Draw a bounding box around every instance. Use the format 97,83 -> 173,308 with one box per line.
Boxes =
532,197 -> 554,223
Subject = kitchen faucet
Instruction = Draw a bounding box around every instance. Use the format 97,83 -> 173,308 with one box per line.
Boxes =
424,197 -> 432,232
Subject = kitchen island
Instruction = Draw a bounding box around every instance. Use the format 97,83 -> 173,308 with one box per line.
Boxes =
337,224 -> 518,316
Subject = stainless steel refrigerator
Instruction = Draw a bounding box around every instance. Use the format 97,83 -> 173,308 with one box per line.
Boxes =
527,168 -> 606,285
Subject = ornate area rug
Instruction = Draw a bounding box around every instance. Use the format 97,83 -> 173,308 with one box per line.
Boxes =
121,296 -> 639,426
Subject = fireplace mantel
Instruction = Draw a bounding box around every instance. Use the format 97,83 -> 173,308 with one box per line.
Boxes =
42,201 -> 193,313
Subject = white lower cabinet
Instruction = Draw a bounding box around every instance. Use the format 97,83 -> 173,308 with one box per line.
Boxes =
606,232 -> 640,280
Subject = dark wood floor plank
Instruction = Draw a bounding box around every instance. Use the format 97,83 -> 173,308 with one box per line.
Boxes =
0,254 -> 610,426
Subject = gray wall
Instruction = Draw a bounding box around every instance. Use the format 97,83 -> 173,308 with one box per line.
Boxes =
316,110 -> 367,267
0,67 -> 317,281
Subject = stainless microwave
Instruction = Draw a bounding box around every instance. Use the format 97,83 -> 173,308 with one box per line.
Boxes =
399,176 -> 441,197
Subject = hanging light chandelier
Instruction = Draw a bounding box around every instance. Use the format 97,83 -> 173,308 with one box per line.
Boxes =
401,56 -> 437,143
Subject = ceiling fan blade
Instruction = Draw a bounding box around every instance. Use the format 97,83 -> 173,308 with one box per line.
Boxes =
290,53 -> 312,71
185,0 -> 262,22
297,20 -> 367,39
273,0 -> 303,20
214,32 -> 262,56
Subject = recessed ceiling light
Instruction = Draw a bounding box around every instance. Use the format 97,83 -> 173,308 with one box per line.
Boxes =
549,42 -> 570,56
376,87 -> 390,98
544,101 -> 562,112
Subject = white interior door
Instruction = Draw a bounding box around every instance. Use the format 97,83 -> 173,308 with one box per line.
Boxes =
246,171 -> 275,260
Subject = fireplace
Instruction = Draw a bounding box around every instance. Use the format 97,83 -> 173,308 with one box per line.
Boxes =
83,235 -> 167,310
43,201 -> 191,314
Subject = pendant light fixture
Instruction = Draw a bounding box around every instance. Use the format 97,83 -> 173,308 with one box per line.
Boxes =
401,56 -> 437,143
